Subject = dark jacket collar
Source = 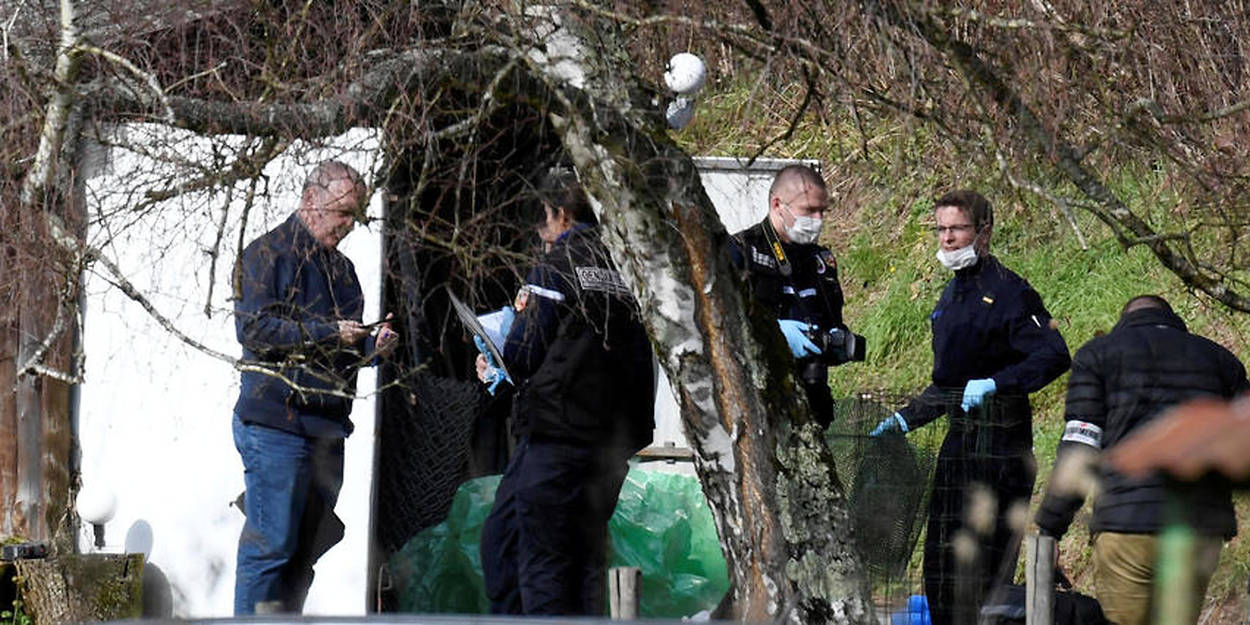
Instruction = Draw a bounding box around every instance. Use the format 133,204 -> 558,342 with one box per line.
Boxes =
1115,306 -> 1187,333
285,212 -> 329,257
552,222 -> 594,247
953,253 -> 996,278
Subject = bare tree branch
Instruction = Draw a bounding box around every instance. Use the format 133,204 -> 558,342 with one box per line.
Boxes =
862,0 -> 1250,311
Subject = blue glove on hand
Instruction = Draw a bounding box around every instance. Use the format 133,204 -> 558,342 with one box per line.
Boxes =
869,412 -> 909,437
474,334 -> 512,395
961,378 -> 997,412
778,319 -> 821,358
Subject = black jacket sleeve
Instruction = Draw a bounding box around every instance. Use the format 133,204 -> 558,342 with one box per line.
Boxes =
993,288 -> 1071,394
898,385 -> 949,431
1035,344 -> 1105,537
503,258 -> 569,381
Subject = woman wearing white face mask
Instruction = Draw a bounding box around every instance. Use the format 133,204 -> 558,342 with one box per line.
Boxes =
870,189 -> 1071,625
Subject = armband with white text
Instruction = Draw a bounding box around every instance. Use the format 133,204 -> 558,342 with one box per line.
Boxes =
1061,419 -> 1103,449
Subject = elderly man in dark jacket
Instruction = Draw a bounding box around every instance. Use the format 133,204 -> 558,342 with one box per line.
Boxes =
1036,295 -> 1248,625
232,161 -> 398,615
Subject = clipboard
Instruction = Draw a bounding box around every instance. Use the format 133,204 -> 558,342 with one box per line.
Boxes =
448,291 -> 512,380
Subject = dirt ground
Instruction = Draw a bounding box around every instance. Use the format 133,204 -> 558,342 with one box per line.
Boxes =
1202,594 -> 1246,625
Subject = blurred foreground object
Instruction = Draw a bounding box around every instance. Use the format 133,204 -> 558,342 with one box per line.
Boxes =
1105,395 -> 1250,625
1107,396 -> 1250,481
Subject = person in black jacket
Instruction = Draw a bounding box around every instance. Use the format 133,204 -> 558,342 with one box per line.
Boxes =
730,164 -> 856,427
232,161 -> 398,615
871,190 -> 1070,625
1036,295 -> 1248,625
478,171 -> 655,615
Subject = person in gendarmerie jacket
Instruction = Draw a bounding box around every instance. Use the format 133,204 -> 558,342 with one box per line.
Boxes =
871,189 -> 1070,625
477,171 -> 654,615
729,164 -> 853,427
1036,295 -> 1248,625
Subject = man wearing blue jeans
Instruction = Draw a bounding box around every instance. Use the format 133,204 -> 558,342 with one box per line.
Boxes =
231,161 -> 398,615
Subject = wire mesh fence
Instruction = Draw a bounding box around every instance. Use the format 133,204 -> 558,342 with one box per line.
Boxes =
375,386 -> 1040,624
829,390 -> 1040,625
374,371 -> 487,553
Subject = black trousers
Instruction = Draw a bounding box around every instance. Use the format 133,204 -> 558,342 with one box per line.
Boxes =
801,375 -> 834,428
480,438 -> 628,615
923,426 -> 1035,625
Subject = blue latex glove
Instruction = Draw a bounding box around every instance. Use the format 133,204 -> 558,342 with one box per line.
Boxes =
474,334 -> 512,395
961,378 -> 997,412
869,412 -> 909,437
778,319 -> 821,358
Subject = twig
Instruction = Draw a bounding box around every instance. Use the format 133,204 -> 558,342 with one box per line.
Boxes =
75,43 -> 174,123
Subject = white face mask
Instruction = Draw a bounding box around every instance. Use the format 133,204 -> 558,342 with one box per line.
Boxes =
782,205 -> 822,244
937,243 -> 978,271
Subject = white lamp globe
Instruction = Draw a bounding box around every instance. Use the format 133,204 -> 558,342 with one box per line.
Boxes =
77,484 -> 117,525
664,53 -> 707,96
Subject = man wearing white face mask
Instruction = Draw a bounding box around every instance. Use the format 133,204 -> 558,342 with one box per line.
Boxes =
730,164 -> 859,427
871,189 -> 1070,625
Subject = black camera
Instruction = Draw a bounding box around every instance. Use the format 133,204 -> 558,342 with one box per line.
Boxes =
805,326 -> 866,366
800,326 -> 865,386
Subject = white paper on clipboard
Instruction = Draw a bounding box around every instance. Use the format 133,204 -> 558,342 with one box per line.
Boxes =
476,308 -> 512,349
448,292 -> 511,380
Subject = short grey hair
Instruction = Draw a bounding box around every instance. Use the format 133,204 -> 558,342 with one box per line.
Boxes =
302,161 -> 364,198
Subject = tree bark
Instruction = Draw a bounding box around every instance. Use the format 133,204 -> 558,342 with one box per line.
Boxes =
16,554 -> 144,625
11,0 -> 85,547
0,285 -> 17,538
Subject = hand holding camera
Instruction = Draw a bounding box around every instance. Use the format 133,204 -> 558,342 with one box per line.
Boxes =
803,325 -> 866,366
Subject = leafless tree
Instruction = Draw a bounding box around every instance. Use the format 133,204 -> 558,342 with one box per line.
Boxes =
2,1 -> 872,622
5,0 -> 1250,623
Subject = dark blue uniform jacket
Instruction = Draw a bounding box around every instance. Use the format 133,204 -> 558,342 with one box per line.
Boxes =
234,213 -> 376,438
899,254 -> 1070,435
503,224 -> 655,455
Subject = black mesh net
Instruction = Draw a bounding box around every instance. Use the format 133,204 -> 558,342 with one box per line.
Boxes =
826,395 -> 936,582
374,371 -> 487,552
832,389 -> 1042,625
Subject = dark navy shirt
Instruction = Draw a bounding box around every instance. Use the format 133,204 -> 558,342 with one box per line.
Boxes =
900,254 -> 1070,430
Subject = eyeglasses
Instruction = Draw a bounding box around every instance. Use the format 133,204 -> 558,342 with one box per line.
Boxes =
932,224 -> 975,236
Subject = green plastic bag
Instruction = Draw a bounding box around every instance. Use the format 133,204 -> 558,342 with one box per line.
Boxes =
608,468 -> 730,617
388,467 -> 729,617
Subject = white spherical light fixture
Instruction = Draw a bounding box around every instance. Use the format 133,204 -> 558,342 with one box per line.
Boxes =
77,484 -> 117,548
664,53 -> 707,96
